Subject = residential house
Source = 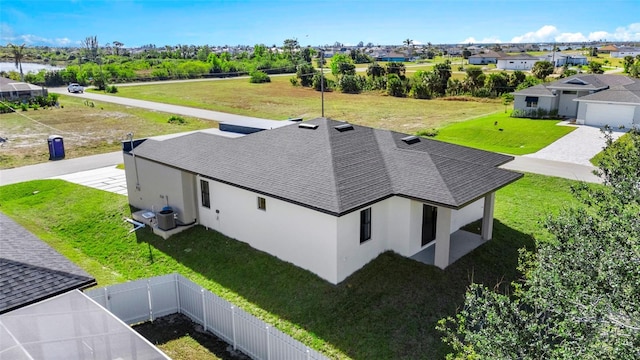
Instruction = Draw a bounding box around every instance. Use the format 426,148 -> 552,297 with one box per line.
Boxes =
512,74 -> 640,127
496,53 -> 539,70
0,77 -> 48,101
598,44 -> 619,54
375,51 -> 409,62
468,51 -> 503,65
0,213 -> 169,359
539,52 -> 588,67
123,118 -> 522,284
610,47 -> 640,58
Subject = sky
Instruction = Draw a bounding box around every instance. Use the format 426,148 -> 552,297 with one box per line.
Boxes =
1,0 -> 639,48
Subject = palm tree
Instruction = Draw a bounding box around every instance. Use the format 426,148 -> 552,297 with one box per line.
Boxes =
8,43 -> 26,81
403,38 -> 413,59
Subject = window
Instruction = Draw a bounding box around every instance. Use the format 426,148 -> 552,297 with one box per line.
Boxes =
257,196 -> 266,211
525,96 -> 539,108
200,180 -> 210,208
563,90 -> 577,95
360,208 -> 371,243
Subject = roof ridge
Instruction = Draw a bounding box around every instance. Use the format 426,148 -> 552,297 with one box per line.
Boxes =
320,118 -> 345,212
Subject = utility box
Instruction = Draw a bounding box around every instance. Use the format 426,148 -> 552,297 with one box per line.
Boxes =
156,209 -> 176,231
47,135 -> 65,160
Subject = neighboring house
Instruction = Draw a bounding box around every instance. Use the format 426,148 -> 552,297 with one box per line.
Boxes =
375,52 -> 409,62
468,51 -> 503,65
598,44 -> 619,54
123,118 -> 522,284
0,212 -> 170,359
610,47 -> 640,58
496,53 -> 539,70
0,77 -> 48,101
512,74 -> 640,127
539,52 -> 588,67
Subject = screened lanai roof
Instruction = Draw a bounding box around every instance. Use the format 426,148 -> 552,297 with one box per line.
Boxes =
0,290 -> 170,360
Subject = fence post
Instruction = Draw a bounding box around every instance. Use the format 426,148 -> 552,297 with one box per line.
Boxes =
147,279 -> 154,322
174,273 -> 181,314
104,287 -> 110,311
266,325 -> 271,360
231,306 -> 237,350
201,288 -> 207,331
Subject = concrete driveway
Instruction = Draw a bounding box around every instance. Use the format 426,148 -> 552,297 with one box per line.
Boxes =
524,122 -> 625,166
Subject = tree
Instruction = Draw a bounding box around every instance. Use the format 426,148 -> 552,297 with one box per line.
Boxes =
385,62 -> 406,79
429,61 -> 452,96
463,66 -> 485,93
83,36 -> 99,62
532,60 -> 554,80
329,53 -> 354,78
587,61 -> 605,74
438,128 -> 640,359
113,41 -> 124,56
366,62 -> 386,78
485,72 -> 509,96
7,43 -> 26,81
403,38 -> 414,59
386,73 -> 405,97
296,63 -> 316,87
283,38 -> 299,60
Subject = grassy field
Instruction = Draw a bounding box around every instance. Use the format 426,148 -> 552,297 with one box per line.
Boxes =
0,95 -> 215,169
433,112 -> 576,154
0,173 -> 584,359
109,75 -> 504,132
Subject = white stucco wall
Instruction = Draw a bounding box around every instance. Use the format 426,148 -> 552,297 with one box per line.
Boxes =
497,59 -> 538,70
124,155 -> 197,223
513,95 -> 558,114
197,176 -> 339,284
450,198 -> 484,233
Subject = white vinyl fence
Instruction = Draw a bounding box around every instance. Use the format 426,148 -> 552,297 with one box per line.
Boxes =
86,274 -> 328,360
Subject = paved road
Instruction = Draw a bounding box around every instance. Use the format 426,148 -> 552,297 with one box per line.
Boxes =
48,88 -> 288,127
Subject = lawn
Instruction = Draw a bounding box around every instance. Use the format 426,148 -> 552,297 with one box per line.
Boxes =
0,173 -> 585,359
108,75 -> 504,132
0,95 -> 215,169
433,112 -> 576,155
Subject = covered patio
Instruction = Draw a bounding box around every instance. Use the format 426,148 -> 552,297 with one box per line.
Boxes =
410,229 -> 487,266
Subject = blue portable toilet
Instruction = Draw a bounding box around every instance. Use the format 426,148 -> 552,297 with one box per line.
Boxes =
47,135 -> 65,160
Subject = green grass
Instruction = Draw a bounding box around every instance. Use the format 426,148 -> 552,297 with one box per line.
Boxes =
107,75 -> 503,133
432,112 -> 575,155
0,173 -> 587,359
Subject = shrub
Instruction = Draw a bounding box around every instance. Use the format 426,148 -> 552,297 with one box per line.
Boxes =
338,74 -> 362,94
106,85 -> 118,93
249,70 -> 270,83
296,64 -> 316,87
20,103 -> 28,111
416,128 -> 439,137
386,74 -> 406,97
167,115 -> 186,125
313,73 -> 331,92
410,82 -> 431,99
473,87 -> 492,98
289,77 -> 299,86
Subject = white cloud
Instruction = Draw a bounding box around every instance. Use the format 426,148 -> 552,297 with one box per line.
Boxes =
508,23 -> 640,44
511,25 -> 558,43
462,36 -> 502,44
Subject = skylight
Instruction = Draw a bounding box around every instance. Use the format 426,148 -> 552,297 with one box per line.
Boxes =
298,123 -> 318,130
334,124 -> 354,132
401,135 -> 421,144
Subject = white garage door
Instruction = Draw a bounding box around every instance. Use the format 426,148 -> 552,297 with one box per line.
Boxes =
585,103 -> 635,127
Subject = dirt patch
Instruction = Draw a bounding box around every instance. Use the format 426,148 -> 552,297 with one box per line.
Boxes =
133,313 -> 249,360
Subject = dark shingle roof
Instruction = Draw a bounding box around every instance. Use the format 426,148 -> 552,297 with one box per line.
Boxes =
513,84 -> 556,97
0,213 -> 95,314
133,118 -> 522,215
547,74 -> 636,91
575,80 -> 640,104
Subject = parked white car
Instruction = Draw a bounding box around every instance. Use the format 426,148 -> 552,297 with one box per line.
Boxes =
67,83 -> 84,93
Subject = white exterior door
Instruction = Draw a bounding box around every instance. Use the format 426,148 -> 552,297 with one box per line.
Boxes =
585,103 -> 635,127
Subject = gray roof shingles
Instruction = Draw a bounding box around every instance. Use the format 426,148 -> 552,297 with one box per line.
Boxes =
134,118 -> 522,215
0,213 -> 95,314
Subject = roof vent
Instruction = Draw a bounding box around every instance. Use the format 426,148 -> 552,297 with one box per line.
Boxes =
401,135 -> 421,144
298,123 -> 318,130
288,117 -> 303,122
334,124 -> 354,132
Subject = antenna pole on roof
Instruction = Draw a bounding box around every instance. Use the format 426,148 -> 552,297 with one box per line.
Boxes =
320,50 -> 325,117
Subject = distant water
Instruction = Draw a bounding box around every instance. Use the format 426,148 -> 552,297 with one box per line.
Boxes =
0,62 -> 65,74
